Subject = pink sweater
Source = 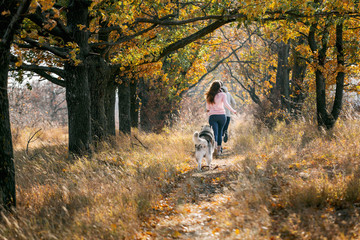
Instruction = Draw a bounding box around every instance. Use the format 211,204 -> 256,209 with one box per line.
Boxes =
206,92 -> 236,116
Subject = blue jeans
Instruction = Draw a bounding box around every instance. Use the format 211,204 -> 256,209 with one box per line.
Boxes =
209,114 -> 226,146
223,116 -> 231,135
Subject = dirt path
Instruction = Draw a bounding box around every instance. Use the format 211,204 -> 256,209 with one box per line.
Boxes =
138,148 -> 242,239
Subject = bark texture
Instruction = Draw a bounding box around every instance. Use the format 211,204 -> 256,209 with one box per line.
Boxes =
308,21 -> 345,129
65,0 -> 92,155
0,0 -> 32,210
118,80 -> 131,134
275,42 -> 290,110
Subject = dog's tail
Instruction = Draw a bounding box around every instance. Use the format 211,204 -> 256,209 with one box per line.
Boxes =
193,131 -> 201,144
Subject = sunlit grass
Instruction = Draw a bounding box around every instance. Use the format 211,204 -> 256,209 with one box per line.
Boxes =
225,116 -> 360,239
3,116 -> 360,239
1,127 -> 193,239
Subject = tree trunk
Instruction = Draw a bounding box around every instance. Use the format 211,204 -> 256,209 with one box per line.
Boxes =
65,0 -> 92,155
105,78 -> 117,136
118,80 -> 131,134
65,63 -> 92,154
315,69 -> 332,127
290,38 -> 307,116
331,21 -> 345,121
275,42 -> 290,110
130,78 -> 139,128
0,0 -> 32,210
88,55 -> 109,141
0,47 -> 16,210
309,21 -> 344,129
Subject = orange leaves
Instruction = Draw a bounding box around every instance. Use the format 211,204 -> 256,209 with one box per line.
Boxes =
43,20 -> 57,31
186,58 -> 207,82
110,223 -> 117,231
212,177 -> 220,183
34,0 -> 55,11
77,24 -> 86,31
1,10 -> 10,16
266,0 -> 281,12
15,59 -> 23,67
264,80 -> 273,89
152,198 -> 176,215
65,42 -> 81,65
89,0 -> 107,12
212,227 -> 221,235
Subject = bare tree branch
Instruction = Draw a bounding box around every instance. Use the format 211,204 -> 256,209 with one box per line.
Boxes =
225,62 -> 261,104
16,64 -> 66,79
15,64 -> 66,87
1,0 -> 32,47
179,29 -> 255,97
158,18 -> 236,59
34,70 -> 66,87
135,14 -> 245,25
90,23 -> 158,47
20,37 -> 70,59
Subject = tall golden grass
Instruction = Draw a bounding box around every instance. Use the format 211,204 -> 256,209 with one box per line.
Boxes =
1,126 -> 195,239
222,115 -> 360,239
2,115 -> 360,239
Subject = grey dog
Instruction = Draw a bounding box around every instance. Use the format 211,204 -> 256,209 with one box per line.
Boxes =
193,125 -> 215,170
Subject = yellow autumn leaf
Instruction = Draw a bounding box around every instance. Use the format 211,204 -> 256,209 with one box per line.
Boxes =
173,231 -> 181,237
77,24 -> 86,30
15,61 -> 22,67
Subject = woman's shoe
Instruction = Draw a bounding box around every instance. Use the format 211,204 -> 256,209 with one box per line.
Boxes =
216,146 -> 222,157
223,132 -> 228,143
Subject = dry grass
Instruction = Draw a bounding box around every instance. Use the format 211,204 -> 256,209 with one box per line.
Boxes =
3,116 -> 360,239
1,127 -> 195,239
224,116 -> 360,239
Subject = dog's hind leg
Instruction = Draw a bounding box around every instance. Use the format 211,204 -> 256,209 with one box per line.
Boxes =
197,157 -> 202,171
205,154 -> 212,170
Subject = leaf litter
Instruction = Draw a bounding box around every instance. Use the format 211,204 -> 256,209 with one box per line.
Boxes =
137,149 -> 242,239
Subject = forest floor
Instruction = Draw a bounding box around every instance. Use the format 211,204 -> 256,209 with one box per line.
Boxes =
138,147 -> 243,239
6,119 -> 360,239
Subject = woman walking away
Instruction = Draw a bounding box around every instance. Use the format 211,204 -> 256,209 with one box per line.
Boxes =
221,86 -> 236,143
205,80 -> 237,156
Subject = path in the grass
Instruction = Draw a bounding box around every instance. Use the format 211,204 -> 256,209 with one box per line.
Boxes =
137,147 -> 242,239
